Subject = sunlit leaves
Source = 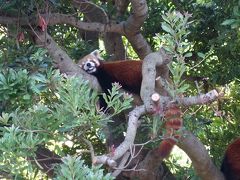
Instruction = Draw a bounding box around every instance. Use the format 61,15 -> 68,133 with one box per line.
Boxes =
0,73 -> 132,178
158,11 -> 193,56
0,125 -> 42,178
102,83 -> 133,115
0,68 -> 29,100
53,76 -> 104,131
55,156 -> 114,180
0,112 -> 12,125
157,11 -> 192,98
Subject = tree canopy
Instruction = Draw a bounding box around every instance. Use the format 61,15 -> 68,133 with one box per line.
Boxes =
0,0 -> 240,179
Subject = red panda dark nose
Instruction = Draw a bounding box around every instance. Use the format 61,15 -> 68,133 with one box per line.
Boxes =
86,62 -> 91,67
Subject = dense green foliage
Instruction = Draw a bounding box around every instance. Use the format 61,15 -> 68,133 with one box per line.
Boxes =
145,1 -> 240,176
55,156 -> 114,180
0,0 -> 240,179
0,47 -> 132,178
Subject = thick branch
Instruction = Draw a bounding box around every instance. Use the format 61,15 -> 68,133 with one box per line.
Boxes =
124,0 -> 148,35
124,0 -> 151,58
177,90 -> 221,106
0,0 -> 151,58
140,47 -> 222,113
73,0 -> 152,58
0,13 -> 123,34
140,49 -> 172,112
32,31 -> 101,91
73,0 -> 109,49
130,149 -> 176,180
94,105 -> 146,166
115,0 -> 130,17
73,0 -> 126,60
178,131 -> 225,180
126,33 -> 152,59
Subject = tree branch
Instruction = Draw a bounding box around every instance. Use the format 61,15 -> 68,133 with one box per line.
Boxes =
124,0 -> 152,58
0,0 -> 151,58
72,0 -> 126,60
0,13 -> 123,33
178,131 -> 225,180
177,90 -> 222,106
140,49 -> 172,112
94,105 -> 146,166
31,30 -> 101,91
129,148 -> 176,180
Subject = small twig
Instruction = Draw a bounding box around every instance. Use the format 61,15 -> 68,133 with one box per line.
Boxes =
132,145 -> 144,159
194,80 -> 202,95
113,142 -> 147,174
44,166 -> 55,176
189,55 -> 208,71
34,157 -> 44,169
76,149 -> 91,155
113,162 -> 146,172
28,156 -> 62,162
20,129 -> 50,134
134,139 -> 156,146
27,22 -> 42,41
81,137 -> 95,165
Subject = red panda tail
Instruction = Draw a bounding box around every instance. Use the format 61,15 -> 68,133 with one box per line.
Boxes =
158,138 -> 176,158
158,104 -> 182,159
221,138 -> 240,180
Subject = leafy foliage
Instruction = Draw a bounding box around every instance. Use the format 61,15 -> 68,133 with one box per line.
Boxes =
0,3 -> 133,175
1,0 -> 240,179
157,11 -> 192,98
0,65 -> 131,178
55,156 -> 114,180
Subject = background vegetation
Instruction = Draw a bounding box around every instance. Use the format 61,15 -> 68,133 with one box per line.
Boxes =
0,0 -> 240,179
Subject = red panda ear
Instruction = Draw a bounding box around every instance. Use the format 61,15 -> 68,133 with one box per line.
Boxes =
91,50 -> 103,60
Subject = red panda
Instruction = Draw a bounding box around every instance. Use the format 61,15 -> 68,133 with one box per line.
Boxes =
158,104 -> 183,158
78,50 -> 142,96
221,138 -> 240,180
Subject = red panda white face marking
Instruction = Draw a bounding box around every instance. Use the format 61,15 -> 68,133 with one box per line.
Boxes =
78,50 -> 102,74
82,59 -> 99,74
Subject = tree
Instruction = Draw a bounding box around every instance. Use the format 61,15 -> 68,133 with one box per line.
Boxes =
0,0 -> 239,179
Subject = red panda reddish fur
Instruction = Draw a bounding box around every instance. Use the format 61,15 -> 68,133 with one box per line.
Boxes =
158,105 -> 182,158
96,60 -> 142,94
221,138 -> 240,180
78,50 -> 142,95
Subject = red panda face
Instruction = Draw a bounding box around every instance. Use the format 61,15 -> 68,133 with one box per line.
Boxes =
81,59 -> 99,74
78,50 -> 102,74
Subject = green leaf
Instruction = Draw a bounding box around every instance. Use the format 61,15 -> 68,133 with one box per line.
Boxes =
31,73 -> 47,83
221,19 -> 236,26
0,112 -> 11,125
161,22 -> 175,35
184,52 -> 192,58
197,52 -> 205,59
23,94 -> 31,100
